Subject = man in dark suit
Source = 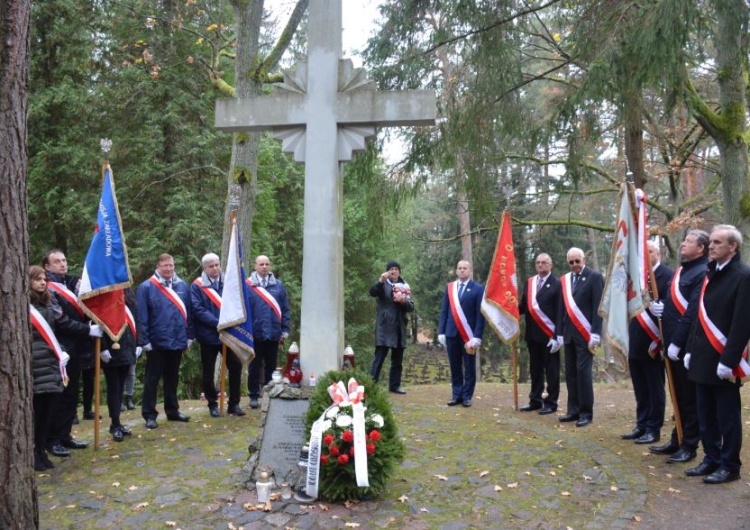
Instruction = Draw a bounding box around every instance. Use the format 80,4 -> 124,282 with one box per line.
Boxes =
622,241 -> 673,445
684,225 -> 750,484
556,247 -> 603,427
438,260 -> 486,407
518,253 -> 561,415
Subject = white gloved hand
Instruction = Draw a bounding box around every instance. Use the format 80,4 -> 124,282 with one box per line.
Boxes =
438,334 -> 446,347
683,353 -> 691,370
187,339 -> 194,349
135,346 -> 143,358
634,188 -> 645,202
649,300 -> 664,318
143,343 -> 153,352
282,332 -> 289,339
667,343 -> 681,362
548,338 -> 562,353
717,362 -> 734,380
60,351 -> 70,367
588,333 -> 601,349
89,324 -> 103,338
471,338 -> 482,348
100,349 -> 112,363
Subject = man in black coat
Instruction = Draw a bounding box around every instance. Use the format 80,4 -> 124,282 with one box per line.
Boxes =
518,253 -> 561,415
648,230 -> 709,464
369,261 -> 414,394
556,247 -> 604,427
621,242 -> 673,445
684,225 -> 750,484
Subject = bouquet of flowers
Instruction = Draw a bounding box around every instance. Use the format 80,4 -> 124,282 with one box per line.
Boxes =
392,282 -> 411,303
304,370 -> 405,502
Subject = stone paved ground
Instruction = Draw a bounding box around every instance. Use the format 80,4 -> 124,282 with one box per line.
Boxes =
37,382 -> 750,529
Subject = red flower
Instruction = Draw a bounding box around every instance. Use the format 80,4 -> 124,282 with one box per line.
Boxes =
349,446 -> 355,456
337,454 -> 349,465
366,443 -> 376,455
341,430 -> 354,443
323,434 -> 334,446
368,430 -> 382,442
321,455 -> 329,465
329,444 -> 340,456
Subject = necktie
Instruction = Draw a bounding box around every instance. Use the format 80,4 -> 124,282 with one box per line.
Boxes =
537,276 -> 544,290
458,283 -> 465,298
573,274 -> 580,287
164,280 -> 172,289
262,279 -> 267,288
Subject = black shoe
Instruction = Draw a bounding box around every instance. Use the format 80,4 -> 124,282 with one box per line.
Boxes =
666,447 -> 696,464
538,407 -> 556,415
621,427 -> 645,440
650,440 -> 679,455
145,419 -> 158,429
72,415 -> 79,425
703,469 -> 740,484
208,404 -> 220,418
559,413 -> 579,423
61,438 -> 88,449
34,454 -> 46,472
83,411 -> 101,420
41,450 -> 55,469
111,427 -> 124,442
250,399 -> 260,409
125,395 -> 136,410
575,417 -> 592,427
47,444 -> 70,457
119,425 -> 132,436
685,462 -> 719,477
390,387 -> 407,395
166,413 -> 190,422
447,398 -> 462,406
634,432 -> 659,444
228,405 -> 246,417
462,399 -> 472,407
520,404 -> 541,412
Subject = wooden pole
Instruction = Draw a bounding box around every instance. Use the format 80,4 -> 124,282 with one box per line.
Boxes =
512,341 -> 519,411
220,344 -> 227,415
94,337 -> 101,450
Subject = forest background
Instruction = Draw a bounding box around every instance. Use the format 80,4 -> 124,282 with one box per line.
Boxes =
24,0 -> 749,392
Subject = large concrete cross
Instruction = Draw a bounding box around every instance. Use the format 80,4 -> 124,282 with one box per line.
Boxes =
215,0 -> 436,379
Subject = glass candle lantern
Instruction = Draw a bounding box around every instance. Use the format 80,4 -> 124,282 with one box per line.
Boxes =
256,471 -> 273,502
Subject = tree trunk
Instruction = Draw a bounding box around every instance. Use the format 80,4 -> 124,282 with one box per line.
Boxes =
0,0 -> 38,527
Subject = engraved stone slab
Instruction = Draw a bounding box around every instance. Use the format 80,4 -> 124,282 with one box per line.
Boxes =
257,397 -> 309,483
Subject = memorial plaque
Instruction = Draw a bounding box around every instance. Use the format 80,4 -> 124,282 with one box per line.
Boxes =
257,398 -> 309,482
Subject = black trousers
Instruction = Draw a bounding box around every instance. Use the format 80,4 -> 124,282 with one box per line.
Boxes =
81,366 -> 95,413
49,352 -> 81,446
564,335 -> 594,419
141,349 -> 183,421
200,342 -> 242,407
370,345 -> 405,390
629,355 -> 665,434
526,339 -> 560,409
446,336 -> 476,401
695,382 -> 743,474
665,358 -> 700,449
103,364 -> 129,429
34,392 -> 59,453
248,340 -> 279,399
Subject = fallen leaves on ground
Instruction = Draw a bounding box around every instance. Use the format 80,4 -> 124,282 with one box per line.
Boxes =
398,495 -> 409,503
479,470 -> 489,477
434,474 -> 448,481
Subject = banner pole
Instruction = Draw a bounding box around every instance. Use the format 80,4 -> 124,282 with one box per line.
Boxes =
94,337 -> 101,450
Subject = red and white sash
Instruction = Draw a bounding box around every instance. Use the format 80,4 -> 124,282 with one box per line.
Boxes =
193,278 -> 222,309
635,312 -> 661,354
697,277 -> 750,378
30,305 -> 68,385
48,281 -> 85,317
526,276 -> 555,338
149,276 -> 187,323
670,267 -> 688,316
247,279 -> 282,322
561,273 -> 592,342
448,281 -> 474,343
125,306 -> 137,340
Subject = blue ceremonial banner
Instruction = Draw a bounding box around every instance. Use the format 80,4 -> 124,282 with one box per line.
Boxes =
218,217 -> 255,363
79,164 -> 133,341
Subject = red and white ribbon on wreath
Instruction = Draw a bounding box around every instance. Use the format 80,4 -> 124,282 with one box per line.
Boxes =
328,378 -> 365,405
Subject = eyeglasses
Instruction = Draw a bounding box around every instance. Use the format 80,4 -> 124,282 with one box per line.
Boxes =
535,261 -> 550,264
568,259 -> 582,265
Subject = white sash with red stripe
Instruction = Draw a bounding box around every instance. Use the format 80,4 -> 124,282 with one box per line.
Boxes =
448,281 -> 474,343
561,273 -> 592,342
670,267 -> 688,316
247,280 -> 282,322
48,281 -> 85,317
149,276 -> 187,323
635,312 -> 661,353
125,306 -> 137,340
527,276 -> 555,339
193,278 -> 222,309
697,277 -> 750,379
30,305 -> 68,385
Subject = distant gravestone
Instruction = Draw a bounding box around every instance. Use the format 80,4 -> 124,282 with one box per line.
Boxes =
255,393 -> 310,483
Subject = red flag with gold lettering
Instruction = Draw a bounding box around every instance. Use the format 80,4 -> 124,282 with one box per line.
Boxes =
481,210 -> 520,343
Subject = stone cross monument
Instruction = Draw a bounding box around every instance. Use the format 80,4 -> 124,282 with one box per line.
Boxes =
215,0 -> 436,379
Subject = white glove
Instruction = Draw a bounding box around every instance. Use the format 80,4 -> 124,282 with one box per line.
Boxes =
100,349 -> 112,363
548,338 -> 562,353
683,353 -> 691,370
649,300 -> 664,317
667,343 -> 680,362
634,188 -> 645,202
717,362 -> 734,380
135,346 -> 143,358
588,333 -> 600,349
89,324 -> 103,338
466,338 -> 482,348
187,339 -> 194,349
282,332 -> 289,339
438,334 -> 446,347
60,351 -> 70,367
143,343 -> 153,352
